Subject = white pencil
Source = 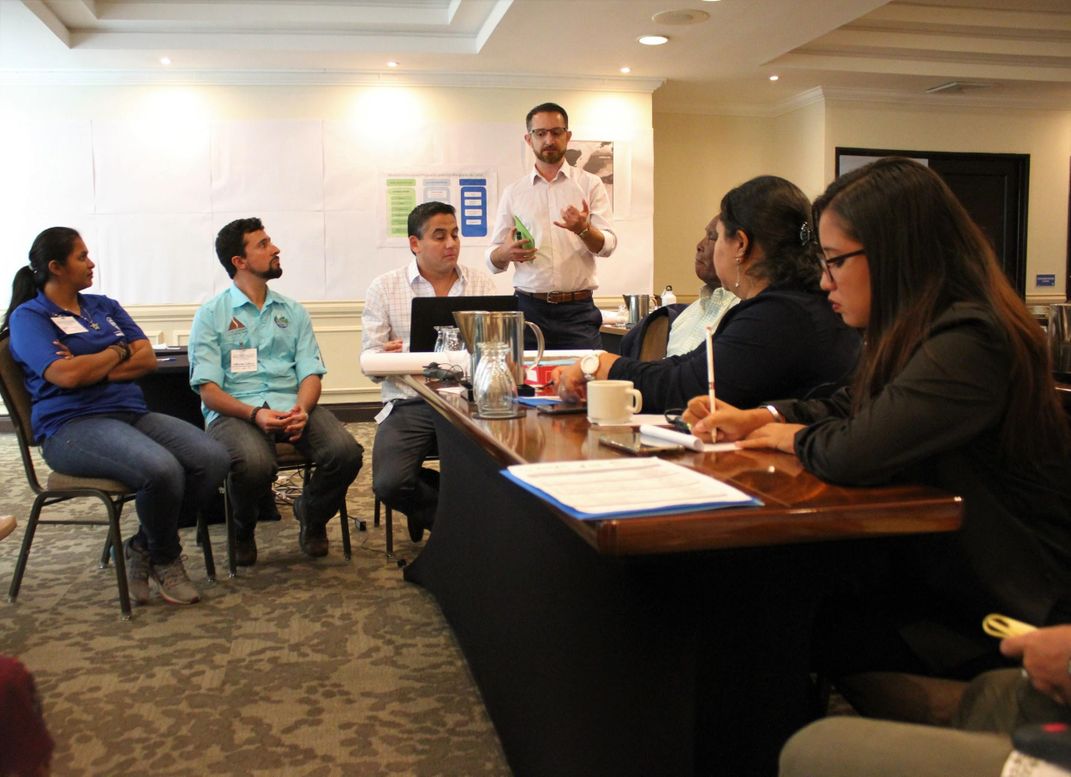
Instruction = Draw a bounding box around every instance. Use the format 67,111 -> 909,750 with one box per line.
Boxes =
705,324 -> 716,437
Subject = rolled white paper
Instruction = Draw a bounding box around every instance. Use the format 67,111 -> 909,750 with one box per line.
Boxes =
360,350 -> 468,377
638,424 -> 705,452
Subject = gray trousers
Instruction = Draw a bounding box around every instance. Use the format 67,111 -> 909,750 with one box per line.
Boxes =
371,400 -> 439,526
780,670 -> 1071,777
208,406 -> 363,537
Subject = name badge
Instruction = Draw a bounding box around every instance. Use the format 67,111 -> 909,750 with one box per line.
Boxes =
230,348 -> 258,373
52,316 -> 88,335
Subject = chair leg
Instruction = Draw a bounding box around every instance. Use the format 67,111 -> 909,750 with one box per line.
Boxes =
339,502 -> 352,560
8,496 -> 44,603
105,499 -> 132,620
374,496 -> 381,528
224,479 -> 238,578
100,533 -> 114,569
385,503 -> 394,559
197,509 -> 216,582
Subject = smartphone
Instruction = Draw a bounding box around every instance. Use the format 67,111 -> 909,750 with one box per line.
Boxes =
537,403 -> 587,416
598,435 -> 684,456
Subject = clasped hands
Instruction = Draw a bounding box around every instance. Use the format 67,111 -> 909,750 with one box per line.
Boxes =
253,404 -> 309,442
682,396 -> 805,454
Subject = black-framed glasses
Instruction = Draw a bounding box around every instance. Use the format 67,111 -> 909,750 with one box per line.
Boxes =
820,248 -> 866,284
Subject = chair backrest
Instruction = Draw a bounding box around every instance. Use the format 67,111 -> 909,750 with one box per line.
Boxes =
0,332 -> 45,492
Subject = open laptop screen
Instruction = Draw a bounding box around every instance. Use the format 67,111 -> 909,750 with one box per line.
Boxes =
408,295 -> 517,352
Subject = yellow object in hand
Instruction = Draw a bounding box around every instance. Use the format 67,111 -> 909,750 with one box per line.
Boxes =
982,613 -> 1037,639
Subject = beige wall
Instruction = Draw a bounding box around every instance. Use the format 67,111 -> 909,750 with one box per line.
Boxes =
653,97 -> 1071,303
651,111 -> 770,298
826,100 -> 1071,300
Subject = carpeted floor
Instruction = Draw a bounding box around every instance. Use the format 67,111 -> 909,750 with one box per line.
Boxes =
0,422 -> 511,776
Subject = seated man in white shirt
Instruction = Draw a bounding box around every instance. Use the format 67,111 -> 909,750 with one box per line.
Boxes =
361,202 -> 497,542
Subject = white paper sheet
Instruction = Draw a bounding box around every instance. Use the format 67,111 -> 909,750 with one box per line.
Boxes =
504,458 -> 758,518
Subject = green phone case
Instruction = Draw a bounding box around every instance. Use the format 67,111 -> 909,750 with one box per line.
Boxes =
513,216 -> 535,248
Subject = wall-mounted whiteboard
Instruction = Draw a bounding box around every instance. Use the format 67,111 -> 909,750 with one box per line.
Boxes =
0,116 -> 653,306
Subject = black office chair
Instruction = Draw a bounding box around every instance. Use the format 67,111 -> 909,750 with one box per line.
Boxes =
221,442 -> 353,577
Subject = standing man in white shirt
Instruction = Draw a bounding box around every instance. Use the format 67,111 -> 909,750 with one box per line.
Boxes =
362,202 -> 496,542
486,102 -> 617,349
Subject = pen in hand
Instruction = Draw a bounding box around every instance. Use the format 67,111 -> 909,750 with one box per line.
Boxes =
705,325 -> 716,439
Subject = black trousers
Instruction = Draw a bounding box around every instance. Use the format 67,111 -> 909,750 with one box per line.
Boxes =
515,293 -> 603,350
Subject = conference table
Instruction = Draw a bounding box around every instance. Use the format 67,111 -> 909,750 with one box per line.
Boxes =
400,377 -> 963,777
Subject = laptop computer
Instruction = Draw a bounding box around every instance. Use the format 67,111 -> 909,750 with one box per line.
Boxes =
409,295 -> 517,352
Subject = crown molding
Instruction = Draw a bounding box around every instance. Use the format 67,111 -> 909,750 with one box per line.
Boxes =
654,81 -> 1070,118
820,85 -> 1071,112
654,87 -> 827,119
0,67 -> 664,93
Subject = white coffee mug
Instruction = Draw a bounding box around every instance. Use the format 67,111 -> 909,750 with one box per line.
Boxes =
586,380 -> 643,425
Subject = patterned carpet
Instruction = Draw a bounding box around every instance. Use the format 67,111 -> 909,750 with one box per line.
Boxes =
0,422 -> 511,776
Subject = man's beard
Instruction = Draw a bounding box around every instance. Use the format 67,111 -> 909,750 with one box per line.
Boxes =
253,262 -> 283,280
538,147 -> 565,165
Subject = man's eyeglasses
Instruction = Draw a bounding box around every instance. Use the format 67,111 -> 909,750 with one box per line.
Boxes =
529,128 -> 568,140
820,248 -> 865,284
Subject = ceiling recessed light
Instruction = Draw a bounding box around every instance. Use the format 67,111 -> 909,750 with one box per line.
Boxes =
387,60 -> 399,68
651,9 -> 709,25
769,75 -> 780,81
638,35 -> 669,46
619,66 -> 632,74
160,56 -> 171,66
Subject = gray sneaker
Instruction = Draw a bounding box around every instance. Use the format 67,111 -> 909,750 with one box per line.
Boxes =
150,556 -> 200,605
123,538 -> 151,605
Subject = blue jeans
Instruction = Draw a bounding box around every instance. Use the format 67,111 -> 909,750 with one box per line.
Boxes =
207,406 -> 363,538
41,412 -> 231,564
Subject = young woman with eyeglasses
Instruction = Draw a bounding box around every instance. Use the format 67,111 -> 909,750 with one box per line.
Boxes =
684,157 -> 1071,679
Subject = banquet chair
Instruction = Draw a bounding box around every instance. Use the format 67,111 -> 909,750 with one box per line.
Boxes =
373,454 -> 439,561
0,333 -> 139,618
222,442 -> 353,577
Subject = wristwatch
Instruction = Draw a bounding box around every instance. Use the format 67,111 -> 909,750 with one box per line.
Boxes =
580,351 -> 603,382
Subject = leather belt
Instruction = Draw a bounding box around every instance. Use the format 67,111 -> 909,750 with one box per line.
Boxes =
516,289 -> 594,304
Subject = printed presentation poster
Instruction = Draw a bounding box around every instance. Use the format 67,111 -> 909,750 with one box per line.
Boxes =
381,170 -> 497,244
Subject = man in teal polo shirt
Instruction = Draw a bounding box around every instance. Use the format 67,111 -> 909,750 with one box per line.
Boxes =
189,218 -> 363,566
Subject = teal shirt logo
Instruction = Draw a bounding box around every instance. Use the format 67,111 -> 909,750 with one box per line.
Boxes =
274,315 -> 289,329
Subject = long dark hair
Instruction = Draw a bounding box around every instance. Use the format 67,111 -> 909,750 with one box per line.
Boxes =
812,157 -> 1068,461
1,227 -> 82,335
720,175 -> 822,292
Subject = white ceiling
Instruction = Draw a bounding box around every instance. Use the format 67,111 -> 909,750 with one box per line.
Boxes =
1,0 -> 1068,114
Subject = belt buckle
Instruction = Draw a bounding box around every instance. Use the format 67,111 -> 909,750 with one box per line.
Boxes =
546,291 -> 565,304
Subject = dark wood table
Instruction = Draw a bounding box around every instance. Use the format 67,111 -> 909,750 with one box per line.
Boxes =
401,378 -> 962,777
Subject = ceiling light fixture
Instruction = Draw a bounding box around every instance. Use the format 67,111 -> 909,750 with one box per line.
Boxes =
620,66 -> 632,74
651,9 -> 709,25
638,35 -> 669,46
160,56 -> 171,66
769,75 -> 779,81
387,61 -> 399,68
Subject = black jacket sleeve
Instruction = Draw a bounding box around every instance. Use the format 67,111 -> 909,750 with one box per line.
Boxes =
792,309 -> 1011,486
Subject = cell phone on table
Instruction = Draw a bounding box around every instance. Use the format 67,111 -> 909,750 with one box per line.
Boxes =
598,435 -> 685,456
537,403 -> 587,416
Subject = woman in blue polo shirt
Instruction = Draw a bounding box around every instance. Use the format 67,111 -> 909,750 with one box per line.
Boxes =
2,226 -> 230,606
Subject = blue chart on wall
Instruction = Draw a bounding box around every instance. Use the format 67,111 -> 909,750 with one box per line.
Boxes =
459,178 -> 488,237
